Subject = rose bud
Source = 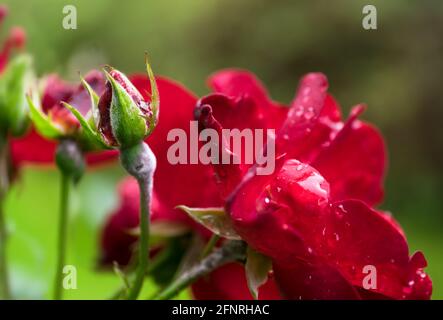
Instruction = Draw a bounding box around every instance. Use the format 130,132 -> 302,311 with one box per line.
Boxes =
60,56 -> 159,151
0,54 -> 34,136
98,59 -> 159,149
27,70 -> 108,150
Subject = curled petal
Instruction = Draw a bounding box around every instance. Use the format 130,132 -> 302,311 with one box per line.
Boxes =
41,75 -> 75,113
208,69 -> 271,106
312,105 -> 386,205
276,73 -> 329,158
194,98 -> 245,198
208,69 -> 287,129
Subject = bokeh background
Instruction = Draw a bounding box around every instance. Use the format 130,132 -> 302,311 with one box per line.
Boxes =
2,0 -> 442,299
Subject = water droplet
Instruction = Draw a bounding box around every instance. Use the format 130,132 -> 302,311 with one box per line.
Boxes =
264,197 -> 270,204
333,233 -> 340,241
298,171 -> 329,199
294,106 -> 304,117
304,107 -> 315,120
338,204 -> 347,214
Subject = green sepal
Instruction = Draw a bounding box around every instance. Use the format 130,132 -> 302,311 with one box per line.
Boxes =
144,54 -> 159,136
245,246 -> 272,300
27,95 -> 63,139
176,205 -> 241,240
80,75 -> 100,129
61,102 -> 110,150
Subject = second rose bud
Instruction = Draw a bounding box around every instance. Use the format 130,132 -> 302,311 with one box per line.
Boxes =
62,57 -> 159,151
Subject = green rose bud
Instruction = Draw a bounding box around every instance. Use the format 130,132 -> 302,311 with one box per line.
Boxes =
0,54 -> 33,136
98,58 -> 159,149
63,55 -> 159,151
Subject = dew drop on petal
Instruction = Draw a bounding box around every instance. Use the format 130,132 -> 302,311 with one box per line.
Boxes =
333,232 -> 340,241
304,107 -> 315,120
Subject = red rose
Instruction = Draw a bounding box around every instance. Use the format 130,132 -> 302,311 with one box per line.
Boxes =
10,71 -> 118,167
194,70 -> 431,299
100,70 -> 431,300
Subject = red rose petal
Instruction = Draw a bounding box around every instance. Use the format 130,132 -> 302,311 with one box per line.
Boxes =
311,105 -> 386,205
274,260 -> 361,300
192,262 -> 282,300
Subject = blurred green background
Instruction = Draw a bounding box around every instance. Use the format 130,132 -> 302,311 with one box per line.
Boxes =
2,0 -> 442,299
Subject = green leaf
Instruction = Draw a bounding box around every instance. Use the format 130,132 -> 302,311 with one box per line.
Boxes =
62,102 -> 110,150
27,95 -> 63,139
245,246 -> 272,300
176,206 -> 241,240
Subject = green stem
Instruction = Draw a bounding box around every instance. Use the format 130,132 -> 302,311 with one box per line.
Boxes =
0,138 -> 10,300
126,177 -> 152,300
53,173 -> 70,300
153,240 -> 246,300
120,142 -> 156,300
0,195 -> 10,300
201,234 -> 220,259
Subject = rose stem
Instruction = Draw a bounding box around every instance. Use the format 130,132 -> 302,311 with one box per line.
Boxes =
200,234 -> 220,259
120,142 -> 156,300
53,139 -> 84,300
153,240 -> 246,300
53,172 -> 70,300
0,137 -> 11,300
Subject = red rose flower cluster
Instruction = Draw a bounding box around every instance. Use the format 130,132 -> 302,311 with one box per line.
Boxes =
2,4 -> 431,301
96,70 -> 432,300
10,71 -> 117,167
